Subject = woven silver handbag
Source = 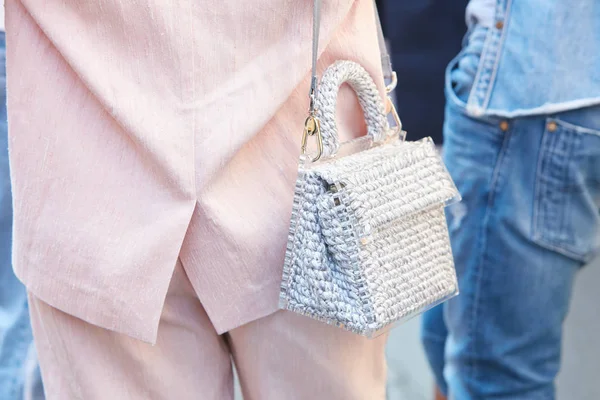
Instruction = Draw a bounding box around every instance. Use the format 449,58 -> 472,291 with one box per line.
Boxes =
279,0 -> 461,337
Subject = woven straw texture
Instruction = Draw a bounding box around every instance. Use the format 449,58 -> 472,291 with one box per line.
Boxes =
315,60 -> 388,157
280,60 -> 459,336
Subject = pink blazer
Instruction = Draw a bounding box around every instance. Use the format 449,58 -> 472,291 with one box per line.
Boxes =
7,0 -> 386,343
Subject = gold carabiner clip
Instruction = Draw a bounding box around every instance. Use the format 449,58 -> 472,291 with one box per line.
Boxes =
385,71 -> 398,94
386,96 -> 402,132
384,72 -> 403,138
300,115 -> 323,162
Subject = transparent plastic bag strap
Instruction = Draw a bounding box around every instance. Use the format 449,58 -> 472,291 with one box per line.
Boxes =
304,0 -> 401,161
309,0 -> 395,112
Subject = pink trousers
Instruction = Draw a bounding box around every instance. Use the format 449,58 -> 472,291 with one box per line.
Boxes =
29,262 -> 389,399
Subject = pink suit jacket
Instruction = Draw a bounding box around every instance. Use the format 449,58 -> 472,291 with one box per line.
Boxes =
7,0 -> 386,343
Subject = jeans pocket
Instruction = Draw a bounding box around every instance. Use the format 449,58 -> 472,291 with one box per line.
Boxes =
446,26 -> 488,108
533,118 -> 600,263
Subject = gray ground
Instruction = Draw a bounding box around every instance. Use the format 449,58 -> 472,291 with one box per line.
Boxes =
235,257 -> 600,399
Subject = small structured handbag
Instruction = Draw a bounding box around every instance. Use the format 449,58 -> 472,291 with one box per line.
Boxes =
279,0 -> 461,337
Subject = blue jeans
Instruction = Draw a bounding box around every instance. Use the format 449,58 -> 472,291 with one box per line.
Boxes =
0,32 -> 44,400
422,27 -> 600,399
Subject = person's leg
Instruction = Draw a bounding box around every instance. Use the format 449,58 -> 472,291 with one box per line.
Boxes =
421,27 -> 489,399
422,105 -> 503,400
440,100 -> 600,398
421,304 -> 448,398
29,261 -> 234,400
424,23 -> 600,397
228,310 -> 388,400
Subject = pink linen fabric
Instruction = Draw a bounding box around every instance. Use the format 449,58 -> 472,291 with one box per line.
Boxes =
29,262 -> 388,399
7,0 -> 386,343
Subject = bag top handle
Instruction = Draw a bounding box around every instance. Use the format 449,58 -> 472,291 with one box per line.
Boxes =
308,0 -> 395,116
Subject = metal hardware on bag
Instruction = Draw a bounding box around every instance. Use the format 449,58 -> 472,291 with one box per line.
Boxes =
329,182 -> 347,207
328,182 -> 346,193
309,76 -> 318,115
386,96 -> 402,132
385,71 -> 398,94
300,115 -> 323,162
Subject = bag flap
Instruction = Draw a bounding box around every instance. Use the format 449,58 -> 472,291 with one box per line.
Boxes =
310,138 -> 460,231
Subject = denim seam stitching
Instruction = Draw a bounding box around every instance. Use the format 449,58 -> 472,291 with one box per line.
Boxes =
532,120 -> 548,244
557,133 -> 590,260
467,0 -> 499,109
468,124 -> 513,391
466,0 -> 512,113
481,0 -> 512,110
553,118 -> 600,136
465,28 -> 495,109
536,240 -> 590,263
532,125 -> 591,262
560,134 -> 575,247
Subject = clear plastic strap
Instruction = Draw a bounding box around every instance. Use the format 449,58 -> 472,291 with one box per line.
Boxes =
309,0 -> 394,114
372,2 -> 395,90
309,0 -> 321,114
